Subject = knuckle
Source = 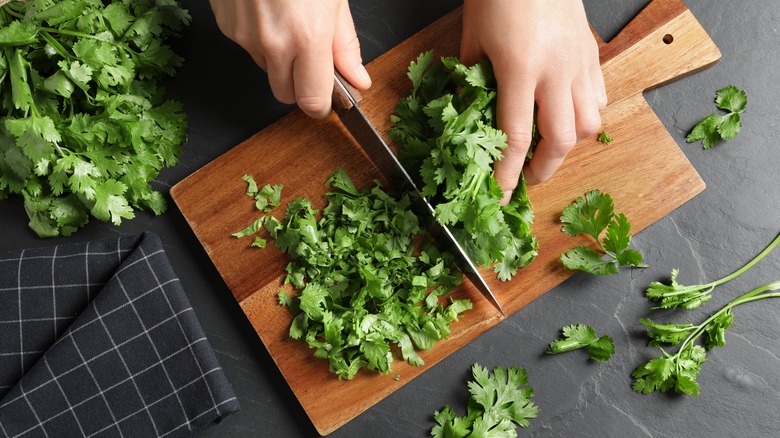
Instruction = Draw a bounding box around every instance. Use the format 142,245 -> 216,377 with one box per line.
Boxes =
503,130 -> 535,149
577,115 -> 603,138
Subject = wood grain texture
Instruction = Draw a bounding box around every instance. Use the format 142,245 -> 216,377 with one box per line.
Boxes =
170,0 -> 720,434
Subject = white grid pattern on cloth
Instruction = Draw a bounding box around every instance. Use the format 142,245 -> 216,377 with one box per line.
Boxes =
0,232 -> 240,437
1,240 -> 135,396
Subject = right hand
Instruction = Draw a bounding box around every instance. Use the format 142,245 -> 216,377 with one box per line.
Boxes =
209,0 -> 372,119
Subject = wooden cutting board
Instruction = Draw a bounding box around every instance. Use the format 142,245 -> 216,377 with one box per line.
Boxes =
171,0 -> 720,434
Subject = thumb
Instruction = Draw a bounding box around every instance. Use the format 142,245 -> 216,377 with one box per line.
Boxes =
333,3 -> 371,90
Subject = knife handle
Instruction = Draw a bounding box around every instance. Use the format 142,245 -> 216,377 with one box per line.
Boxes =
332,71 -> 363,112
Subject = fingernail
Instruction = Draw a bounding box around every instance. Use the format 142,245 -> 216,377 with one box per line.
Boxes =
356,64 -> 371,87
501,189 -> 513,205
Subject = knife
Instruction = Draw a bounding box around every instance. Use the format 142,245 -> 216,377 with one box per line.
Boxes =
331,72 -> 505,317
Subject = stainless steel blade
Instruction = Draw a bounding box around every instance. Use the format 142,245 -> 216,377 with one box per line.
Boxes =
332,73 -> 505,316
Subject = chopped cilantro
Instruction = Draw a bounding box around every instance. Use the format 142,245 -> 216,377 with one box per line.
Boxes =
0,0 -> 190,237
238,170 -> 472,380
431,363 -> 539,437
560,190 -> 647,275
687,85 -> 747,149
598,131 -> 613,144
389,51 -> 538,281
546,324 -> 615,361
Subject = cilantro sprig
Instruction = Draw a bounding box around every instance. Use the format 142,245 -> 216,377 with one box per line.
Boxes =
560,190 -> 647,275
687,85 -> 747,149
238,169 -> 472,380
389,51 -> 538,281
0,0 -> 190,237
633,281 -> 780,396
546,324 -> 615,361
646,232 -> 779,309
432,364 -> 539,438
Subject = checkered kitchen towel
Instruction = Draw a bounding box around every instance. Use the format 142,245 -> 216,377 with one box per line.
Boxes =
0,232 -> 239,437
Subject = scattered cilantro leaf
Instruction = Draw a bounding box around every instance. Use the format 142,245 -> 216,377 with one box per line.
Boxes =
646,232 -> 779,309
633,281 -> 780,396
560,190 -> 647,274
546,324 -> 615,361
686,85 -> 747,149
237,170 -> 471,380
0,0 -> 190,237
598,131 -> 613,144
390,52 -> 538,281
431,363 -> 539,437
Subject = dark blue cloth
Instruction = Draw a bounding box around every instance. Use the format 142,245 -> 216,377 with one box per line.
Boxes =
0,232 -> 239,437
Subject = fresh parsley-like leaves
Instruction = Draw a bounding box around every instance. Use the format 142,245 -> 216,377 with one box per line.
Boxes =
687,85 -> 747,149
560,190 -> 647,275
432,364 -> 539,438
239,170 -> 472,380
390,51 -> 538,281
0,0 -> 190,237
646,232 -> 779,309
633,281 -> 780,396
546,324 -> 615,361
597,131 -> 613,145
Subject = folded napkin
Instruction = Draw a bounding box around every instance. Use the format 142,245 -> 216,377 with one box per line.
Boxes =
0,232 -> 239,437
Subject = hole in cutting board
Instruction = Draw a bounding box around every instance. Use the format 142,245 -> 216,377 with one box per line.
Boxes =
663,34 -> 674,44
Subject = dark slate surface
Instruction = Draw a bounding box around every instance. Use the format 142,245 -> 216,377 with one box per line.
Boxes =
2,1 -> 779,436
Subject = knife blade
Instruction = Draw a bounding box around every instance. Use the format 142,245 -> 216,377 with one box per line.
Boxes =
331,72 -> 505,317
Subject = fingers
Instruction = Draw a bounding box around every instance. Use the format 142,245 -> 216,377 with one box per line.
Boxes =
333,3 -> 371,91
492,65 -> 537,205
523,76 -> 578,186
292,44 -> 335,119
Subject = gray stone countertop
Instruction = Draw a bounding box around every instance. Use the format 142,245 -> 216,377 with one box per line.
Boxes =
1,1 -> 778,436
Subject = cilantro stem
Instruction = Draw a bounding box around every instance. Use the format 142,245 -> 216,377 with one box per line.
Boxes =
671,281 -> 780,370
659,232 -> 780,298
37,27 -> 103,41
39,31 -> 72,60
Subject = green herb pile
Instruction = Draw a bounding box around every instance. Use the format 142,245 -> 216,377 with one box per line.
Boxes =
0,0 -> 190,237
431,363 -> 539,438
236,170 -> 472,380
389,51 -> 538,281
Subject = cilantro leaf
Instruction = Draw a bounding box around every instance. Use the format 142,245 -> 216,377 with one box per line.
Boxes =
598,131 -> 613,144
431,363 -> 539,437
687,85 -> 747,149
561,189 -> 614,240
560,190 -> 647,274
546,324 -> 615,361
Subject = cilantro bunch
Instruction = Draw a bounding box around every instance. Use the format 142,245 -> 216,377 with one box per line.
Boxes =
0,0 -> 190,237
389,51 -> 538,281
261,170 -> 472,380
431,363 -> 539,438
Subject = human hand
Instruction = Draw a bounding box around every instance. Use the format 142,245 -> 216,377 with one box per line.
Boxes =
461,0 -> 607,204
209,0 -> 372,119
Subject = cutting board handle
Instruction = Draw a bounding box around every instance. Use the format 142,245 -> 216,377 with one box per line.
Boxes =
597,0 -> 721,103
